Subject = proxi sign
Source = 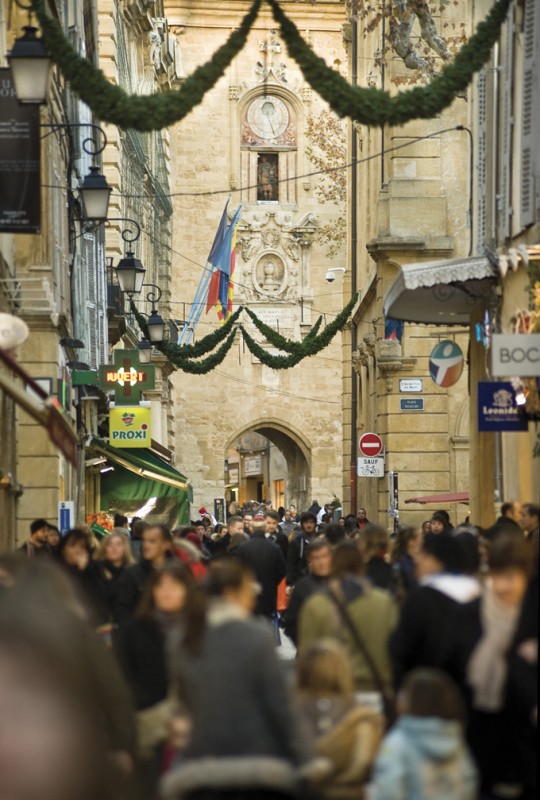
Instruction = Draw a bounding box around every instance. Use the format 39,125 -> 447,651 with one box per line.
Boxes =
109,406 -> 151,448
491,334 -> 540,377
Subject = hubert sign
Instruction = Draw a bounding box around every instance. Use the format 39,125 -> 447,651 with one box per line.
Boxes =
110,406 -> 151,448
491,334 -> 540,377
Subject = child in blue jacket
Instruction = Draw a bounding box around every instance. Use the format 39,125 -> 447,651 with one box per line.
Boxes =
368,668 -> 477,800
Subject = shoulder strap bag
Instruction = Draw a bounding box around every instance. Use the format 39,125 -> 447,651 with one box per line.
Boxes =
327,584 -> 396,729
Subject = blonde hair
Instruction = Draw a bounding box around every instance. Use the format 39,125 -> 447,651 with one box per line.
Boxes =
297,639 -> 355,698
96,531 -> 135,566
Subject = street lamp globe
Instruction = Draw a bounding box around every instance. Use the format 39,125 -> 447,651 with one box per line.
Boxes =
115,252 -> 145,295
7,26 -> 51,104
79,166 -> 112,221
147,309 -> 166,343
137,338 -> 152,363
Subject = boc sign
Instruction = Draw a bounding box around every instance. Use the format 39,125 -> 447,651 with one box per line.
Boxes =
491,334 -> 540,377
110,406 -> 151,448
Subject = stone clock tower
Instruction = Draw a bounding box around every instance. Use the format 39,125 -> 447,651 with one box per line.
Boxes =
165,0 -> 347,512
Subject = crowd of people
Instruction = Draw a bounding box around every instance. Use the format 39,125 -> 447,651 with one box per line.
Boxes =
0,498 -> 537,800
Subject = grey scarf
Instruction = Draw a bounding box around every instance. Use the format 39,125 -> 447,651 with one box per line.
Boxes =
467,584 -> 520,712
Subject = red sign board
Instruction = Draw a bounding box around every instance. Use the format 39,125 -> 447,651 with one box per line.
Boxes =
358,432 -> 383,457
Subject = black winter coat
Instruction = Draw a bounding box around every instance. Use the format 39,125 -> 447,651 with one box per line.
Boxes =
366,557 -> 397,594
236,532 -> 286,617
115,559 -> 154,627
390,577 -> 480,689
118,616 -> 168,710
286,531 -> 316,586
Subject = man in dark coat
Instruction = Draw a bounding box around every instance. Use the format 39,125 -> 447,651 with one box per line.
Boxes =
236,517 -> 286,619
282,538 -> 331,645
18,518 -> 51,558
390,532 -> 481,689
115,524 -> 175,626
286,511 -> 317,588
265,509 -> 289,560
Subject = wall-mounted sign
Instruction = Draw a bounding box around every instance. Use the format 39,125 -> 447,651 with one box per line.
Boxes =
399,379 -> 423,393
58,501 -> 74,535
244,455 -> 263,476
491,334 -> 540,377
358,432 -> 383,457
228,466 -> 239,485
357,456 -> 385,478
99,349 -> 155,405
214,498 -> 226,523
0,312 -> 29,349
478,381 -> 529,432
0,69 -> 41,233
429,340 -> 464,387
110,406 -> 151,448
400,397 -> 424,411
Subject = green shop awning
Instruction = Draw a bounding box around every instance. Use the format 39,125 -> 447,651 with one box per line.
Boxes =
93,440 -> 190,527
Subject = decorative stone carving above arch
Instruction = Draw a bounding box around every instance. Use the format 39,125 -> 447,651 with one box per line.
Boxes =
236,209 -> 317,303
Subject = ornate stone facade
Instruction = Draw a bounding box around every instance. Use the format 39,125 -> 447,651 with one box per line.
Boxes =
165,0 -> 346,510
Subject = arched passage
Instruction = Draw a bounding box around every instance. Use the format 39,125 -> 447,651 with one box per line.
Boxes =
225,420 -> 311,512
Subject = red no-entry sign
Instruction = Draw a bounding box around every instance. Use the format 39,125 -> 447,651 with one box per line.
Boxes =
358,432 -> 383,457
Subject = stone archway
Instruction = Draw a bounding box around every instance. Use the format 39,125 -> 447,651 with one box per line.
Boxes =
226,419 -> 311,512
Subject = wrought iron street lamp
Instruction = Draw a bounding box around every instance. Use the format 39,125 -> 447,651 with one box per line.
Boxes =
137,337 -> 153,363
7,25 -> 51,104
143,284 -> 165,343
79,166 -> 112,222
115,250 -> 145,295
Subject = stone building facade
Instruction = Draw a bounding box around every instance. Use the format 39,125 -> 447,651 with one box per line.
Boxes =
165,0 -> 347,512
342,0 -> 473,528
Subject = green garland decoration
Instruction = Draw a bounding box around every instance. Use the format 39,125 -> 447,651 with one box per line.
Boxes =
31,0 -> 262,132
131,301 -> 241,358
305,315 -> 323,341
239,292 -> 358,369
30,0 -> 509,130
158,329 -> 238,374
269,0 -> 512,126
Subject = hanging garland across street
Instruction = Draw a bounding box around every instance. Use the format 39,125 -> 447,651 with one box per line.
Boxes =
31,0 -> 262,132
131,296 -> 358,374
31,0 -> 511,131
268,0 -> 512,127
130,302 -> 241,359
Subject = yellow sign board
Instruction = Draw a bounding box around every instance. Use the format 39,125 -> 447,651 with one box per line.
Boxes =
110,406 -> 151,448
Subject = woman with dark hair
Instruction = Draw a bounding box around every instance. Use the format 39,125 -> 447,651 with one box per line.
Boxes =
57,528 -> 108,625
390,526 -> 421,601
161,559 -> 307,800
452,532 -> 536,800
430,511 -> 452,534
119,563 -> 198,712
118,563 -> 201,795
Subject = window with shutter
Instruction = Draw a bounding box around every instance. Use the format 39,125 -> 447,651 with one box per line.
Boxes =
520,0 -> 537,229
499,8 -> 514,242
476,68 -> 488,254
83,234 -> 98,370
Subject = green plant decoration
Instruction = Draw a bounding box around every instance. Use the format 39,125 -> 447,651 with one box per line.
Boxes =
31,0 -> 262,132
268,0 -> 512,126
29,0 -> 511,131
159,329 -> 238,374
131,302 -> 241,358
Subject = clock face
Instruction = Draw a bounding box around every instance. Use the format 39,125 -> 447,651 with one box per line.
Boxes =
247,96 -> 290,140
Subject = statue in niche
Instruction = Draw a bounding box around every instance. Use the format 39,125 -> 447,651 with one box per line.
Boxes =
257,154 -> 278,201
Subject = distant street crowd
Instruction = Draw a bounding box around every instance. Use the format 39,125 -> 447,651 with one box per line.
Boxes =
0,498 -> 537,800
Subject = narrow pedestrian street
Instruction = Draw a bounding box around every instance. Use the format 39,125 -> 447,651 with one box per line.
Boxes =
0,0 -> 539,798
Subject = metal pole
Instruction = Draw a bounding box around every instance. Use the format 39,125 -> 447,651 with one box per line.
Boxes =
350,10 -> 358,516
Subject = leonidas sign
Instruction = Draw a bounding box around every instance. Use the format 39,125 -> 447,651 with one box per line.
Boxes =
491,334 -> 540,377
110,406 -> 151,448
